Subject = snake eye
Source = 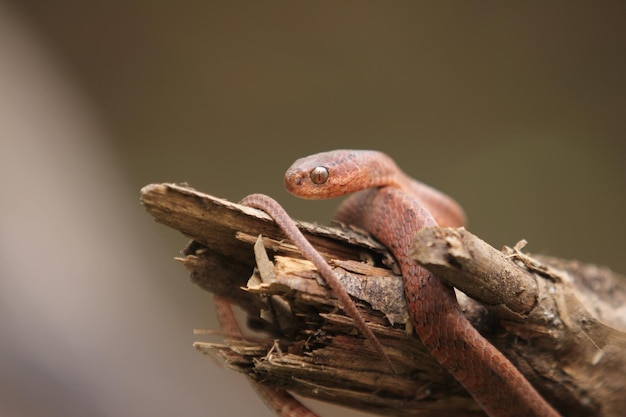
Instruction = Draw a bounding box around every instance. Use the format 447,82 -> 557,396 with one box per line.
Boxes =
310,166 -> 329,184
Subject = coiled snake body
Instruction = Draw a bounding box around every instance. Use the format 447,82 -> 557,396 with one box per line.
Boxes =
284,150 -> 559,417
217,150 -> 559,417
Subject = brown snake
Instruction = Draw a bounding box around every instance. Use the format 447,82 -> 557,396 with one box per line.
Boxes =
284,150 -> 560,417
216,150 -> 560,416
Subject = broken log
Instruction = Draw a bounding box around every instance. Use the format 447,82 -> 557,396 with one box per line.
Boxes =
140,183 -> 626,417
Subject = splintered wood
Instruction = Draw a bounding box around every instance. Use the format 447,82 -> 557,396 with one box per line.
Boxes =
141,183 -> 626,417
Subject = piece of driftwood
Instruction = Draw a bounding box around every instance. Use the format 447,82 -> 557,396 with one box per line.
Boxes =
140,183 -> 626,417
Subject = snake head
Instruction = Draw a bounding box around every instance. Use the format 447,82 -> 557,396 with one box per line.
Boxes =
284,149 -> 397,199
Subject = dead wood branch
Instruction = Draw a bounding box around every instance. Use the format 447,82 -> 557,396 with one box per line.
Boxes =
140,183 -> 626,417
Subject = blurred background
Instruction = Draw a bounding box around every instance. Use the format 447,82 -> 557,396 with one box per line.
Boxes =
1,2 -> 624,416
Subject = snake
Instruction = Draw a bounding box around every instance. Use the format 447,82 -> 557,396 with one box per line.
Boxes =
283,150 -> 560,417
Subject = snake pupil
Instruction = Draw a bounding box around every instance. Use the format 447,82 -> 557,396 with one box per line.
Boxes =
310,166 -> 329,184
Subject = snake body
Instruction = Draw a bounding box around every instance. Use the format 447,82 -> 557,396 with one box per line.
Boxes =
285,150 -> 560,417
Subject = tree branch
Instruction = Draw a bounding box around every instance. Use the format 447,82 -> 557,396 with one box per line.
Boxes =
141,183 -> 626,417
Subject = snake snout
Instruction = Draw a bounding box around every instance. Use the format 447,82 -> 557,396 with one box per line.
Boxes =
284,170 -> 306,195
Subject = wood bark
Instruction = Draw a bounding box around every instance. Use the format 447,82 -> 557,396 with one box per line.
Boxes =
140,183 -> 626,417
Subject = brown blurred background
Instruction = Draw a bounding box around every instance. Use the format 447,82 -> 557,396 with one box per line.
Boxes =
1,2 -> 624,416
